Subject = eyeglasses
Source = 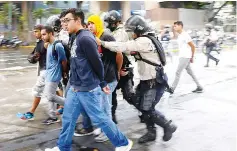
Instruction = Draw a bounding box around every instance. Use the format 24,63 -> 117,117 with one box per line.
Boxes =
61,18 -> 76,23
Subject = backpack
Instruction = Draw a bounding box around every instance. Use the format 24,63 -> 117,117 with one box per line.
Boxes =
27,47 -> 37,64
52,40 -> 71,71
132,34 -> 167,66
131,34 -> 168,86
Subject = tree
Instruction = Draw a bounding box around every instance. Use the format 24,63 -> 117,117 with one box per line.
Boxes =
0,3 -> 20,29
27,1 -> 34,30
32,8 -> 47,23
159,1 -> 235,23
207,1 -> 229,22
76,1 -> 83,8
48,8 -> 61,15
159,1 -> 210,9
44,1 -> 54,6
17,13 -> 27,39
229,1 -> 236,15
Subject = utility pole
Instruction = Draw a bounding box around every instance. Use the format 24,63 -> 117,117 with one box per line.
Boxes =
8,1 -> 12,39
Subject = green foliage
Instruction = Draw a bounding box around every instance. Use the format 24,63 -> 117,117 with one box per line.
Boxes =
159,1 -> 211,9
227,1 -> 236,6
19,13 -> 26,30
45,1 -> 54,6
49,8 -> 61,15
0,3 -> 20,24
32,8 -> 47,20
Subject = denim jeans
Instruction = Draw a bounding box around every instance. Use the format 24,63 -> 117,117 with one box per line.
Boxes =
64,80 -> 71,98
57,86 -> 128,151
82,80 -> 118,129
206,44 -> 219,65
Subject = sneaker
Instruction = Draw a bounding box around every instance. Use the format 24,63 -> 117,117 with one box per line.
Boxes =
17,112 -> 34,120
93,128 -> 102,136
56,107 -> 64,115
192,87 -> 203,93
74,128 -> 94,137
42,117 -> 60,125
95,132 -> 109,142
45,146 -> 60,151
115,139 -> 133,151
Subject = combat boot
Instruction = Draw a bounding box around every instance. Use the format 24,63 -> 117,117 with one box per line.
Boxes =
152,115 -> 177,141
138,127 -> 157,144
162,120 -> 177,141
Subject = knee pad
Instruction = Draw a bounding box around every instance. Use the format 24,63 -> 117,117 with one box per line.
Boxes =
123,91 -> 133,101
142,111 -> 153,121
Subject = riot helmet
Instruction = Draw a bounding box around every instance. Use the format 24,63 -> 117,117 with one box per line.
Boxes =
125,15 -> 151,36
205,23 -> 213,31
214,26 -> 221,31
104,10 -> 122,31
46,15 -> 61,33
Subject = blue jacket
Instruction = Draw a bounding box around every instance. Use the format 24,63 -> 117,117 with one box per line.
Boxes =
69,29 -> 106,91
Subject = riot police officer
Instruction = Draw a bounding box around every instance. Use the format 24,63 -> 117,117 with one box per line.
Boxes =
104,10 -> 135,124
46,15 -> 69,45
96,15 -> 177,144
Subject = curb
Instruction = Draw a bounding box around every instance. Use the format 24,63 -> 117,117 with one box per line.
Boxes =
0,46 -> 35,50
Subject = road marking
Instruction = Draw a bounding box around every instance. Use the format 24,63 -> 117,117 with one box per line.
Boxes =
0,58 -> 27,62
16,88 -> 32,92
0,66 -> 36,71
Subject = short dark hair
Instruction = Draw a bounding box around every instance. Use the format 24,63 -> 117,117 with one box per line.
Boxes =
59,10 -> 67,19
41,26 -> 54,35
64,8 -> 85,24
34,24 -> 43,31
174,21 -> 183,27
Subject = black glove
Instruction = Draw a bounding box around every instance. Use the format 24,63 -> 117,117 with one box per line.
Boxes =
62,77 -> 68,86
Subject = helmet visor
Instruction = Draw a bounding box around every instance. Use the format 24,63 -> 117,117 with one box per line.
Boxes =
125,25 -> 136,32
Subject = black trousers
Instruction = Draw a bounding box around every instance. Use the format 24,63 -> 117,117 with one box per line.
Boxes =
112,73 -> 134,116
206,42 -> 219,65
134,79 -> 168,130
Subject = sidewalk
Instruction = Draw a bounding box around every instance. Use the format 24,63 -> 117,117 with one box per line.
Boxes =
0,45 -> 35,51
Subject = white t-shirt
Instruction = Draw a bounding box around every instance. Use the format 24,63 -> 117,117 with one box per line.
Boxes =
209,30 -> 218,42
177,31 -> 192,58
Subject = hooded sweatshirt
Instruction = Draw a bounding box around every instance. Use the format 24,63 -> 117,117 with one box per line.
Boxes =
87,15 -> 104,38
88,15 -> 118,83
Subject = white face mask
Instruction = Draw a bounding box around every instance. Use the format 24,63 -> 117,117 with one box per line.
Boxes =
104,22 -> 109,28
127,31 -> 134,40
59,29 -> 69,45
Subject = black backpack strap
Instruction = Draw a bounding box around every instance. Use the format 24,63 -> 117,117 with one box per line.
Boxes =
131,51 -> 159,67
31,47 -> 36,54
52,40 -> 62,60
141,34 -> 167,66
